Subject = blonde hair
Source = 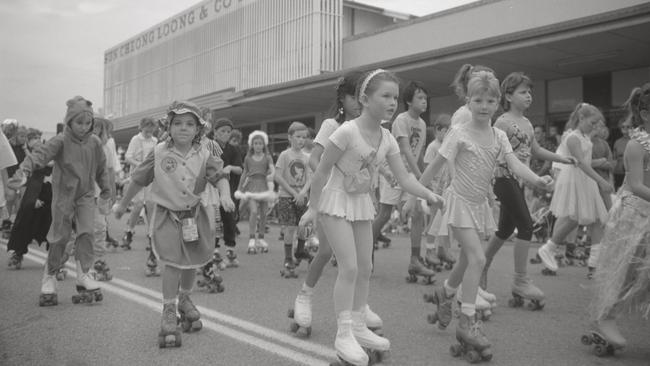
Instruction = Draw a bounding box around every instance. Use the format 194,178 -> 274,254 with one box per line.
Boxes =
466,71 -> 501,99
565,102 -> 603,131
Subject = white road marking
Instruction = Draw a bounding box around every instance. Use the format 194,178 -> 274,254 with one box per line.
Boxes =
3,244 -> 334,366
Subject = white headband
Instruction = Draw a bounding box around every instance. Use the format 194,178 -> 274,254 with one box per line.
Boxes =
360,69 -> 386,97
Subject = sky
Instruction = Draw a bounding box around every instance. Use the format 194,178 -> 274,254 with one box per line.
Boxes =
0,0 -> 475,133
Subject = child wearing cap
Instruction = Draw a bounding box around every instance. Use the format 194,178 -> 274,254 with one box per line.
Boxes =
11,96 -> 111,307
114,100 -> 234,348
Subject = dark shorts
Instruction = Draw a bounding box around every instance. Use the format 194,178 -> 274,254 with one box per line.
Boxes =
277,197 -> 307,226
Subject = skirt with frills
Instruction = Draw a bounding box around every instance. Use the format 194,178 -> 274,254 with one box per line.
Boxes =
428,188 -> 496,238
550,166 -> 608,225
589,190 -> 650,321
318,188 -> 375,221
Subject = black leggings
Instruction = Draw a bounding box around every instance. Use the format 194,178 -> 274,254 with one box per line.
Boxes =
494,177 -> 533,241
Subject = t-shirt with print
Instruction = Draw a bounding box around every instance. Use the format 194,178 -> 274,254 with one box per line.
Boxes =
494,114 -> 533,178
391,112 -> 426,173
276,148 -> 310,198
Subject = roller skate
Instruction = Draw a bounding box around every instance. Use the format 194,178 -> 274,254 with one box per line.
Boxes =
225,249 -> 239,268
39,273 -> 58,306
376,233 -> 391,248
196,258 -> 225,293
406,256 -> 435,285
537,241 -> 558,275
288,288 -> 312,337
423,247 -> 443,272
587,266 -> 595,279
145,248 -> 161,277
423,285 -> 454,329
456,286 -> 492,321
437,246 -> 457,270
364,305 -> 384,334
158,302 -> 182,348
55,268 -> 68,281
352,310 -> 391,364
178,292 -> 202,332
247,239 -> 257,254
450,313 -> 493,363
565,242 -> 588,266
529,254 -> 542,264
7,251 -> 23,270
105,232 -> 119,251
306,236 -> 319,254
72,264 -> 103,304
121,230 -> 133,250
331,311 -> 369,366
581,318 -> 626,357
508,274 -> 545,311
256,238 -> 269,253
294,249 -> 314,267
280,258 -> 298,279
92,259 -> 113,281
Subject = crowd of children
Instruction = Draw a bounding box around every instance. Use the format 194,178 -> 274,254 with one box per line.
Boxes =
1,67 -> 648,364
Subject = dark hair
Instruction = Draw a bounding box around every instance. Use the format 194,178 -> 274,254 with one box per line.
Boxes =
500,72 -> 533,111
402,81 -> 429,110
356,69 -> 400,109
139,117 -> 156,130
167,112 -> 203,146
329,71 -> 364,123
56,123 -> 64,134
450,64 -> 495,100
622,82 -> 650,128
307,127 -> 316,139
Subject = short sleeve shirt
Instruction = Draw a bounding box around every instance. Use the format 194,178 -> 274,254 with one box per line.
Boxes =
494,114 -> 534,178
440,126 -> 513,204
391,112 -> 426,173
275,149 -> 310,197
325,121 -> 400,193
314,119 -> 340,147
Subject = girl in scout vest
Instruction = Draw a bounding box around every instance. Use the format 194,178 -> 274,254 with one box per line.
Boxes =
114,100 -> 234,348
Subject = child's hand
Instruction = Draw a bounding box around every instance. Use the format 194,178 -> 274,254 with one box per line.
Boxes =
426,191 -> 444,210
299,208 -> 317,229
7,171 -> 26,190
562,156 -> 578,165
221,196 -> 235,212
35,199 -> 44,209
234,190 -> 247,202
536,175 -> 554,191
112,202 -> 127,219
294,191 -> 307,206
402,198 -> 417,219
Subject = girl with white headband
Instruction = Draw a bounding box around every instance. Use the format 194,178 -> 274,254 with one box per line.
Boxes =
300,69 -> 443,366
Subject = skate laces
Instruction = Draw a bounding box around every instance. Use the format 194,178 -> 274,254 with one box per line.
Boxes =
469,319 -> 486,338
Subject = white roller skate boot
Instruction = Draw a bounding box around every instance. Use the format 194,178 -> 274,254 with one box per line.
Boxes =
364,305 -> 383,333
256,238 -> 269,253
478,287 -> 497,307
537,240 -> 559,273
39,272 -> 58,306
457,285 -> 492,321
289,287 -> 312,337
73,261 -> 103,304
335,311 -> 368,366
247,239 -> 257,254
509,273 -> 545,310
352,309 -> 391,363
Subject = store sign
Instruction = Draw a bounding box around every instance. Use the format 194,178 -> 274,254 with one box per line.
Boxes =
105,0 -> 253,64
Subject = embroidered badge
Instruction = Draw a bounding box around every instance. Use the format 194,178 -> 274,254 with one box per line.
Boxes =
161,157 -> 178,173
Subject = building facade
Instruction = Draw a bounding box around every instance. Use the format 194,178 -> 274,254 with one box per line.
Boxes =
107,0 -> 650,151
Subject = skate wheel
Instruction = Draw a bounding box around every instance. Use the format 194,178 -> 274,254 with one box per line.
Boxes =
481,348 -> 493,361
217,284 -> 225,293
72,295 -> 80,304
581,334 -> 592,346
450,344 -> 462,357
405,275 -> 417,283
423,293 -> 434,303
465,349 -> 481,363
287,308 -> 295,319
95,292 -> 103,302
192,320 -> 202,331
594,344 -> 607,357
427,313 -> 438,324
289,322 -> 299,333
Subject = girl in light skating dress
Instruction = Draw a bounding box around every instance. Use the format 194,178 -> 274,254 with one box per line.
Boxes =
584,83 -> 650,355
300,69 -> 442,366
537,103 -> 614,273
415,71 -> 552,361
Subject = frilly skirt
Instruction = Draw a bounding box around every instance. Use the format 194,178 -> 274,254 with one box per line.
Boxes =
428,188 -> 496,238
318,188 -> 375,221
589,190 -> 650,321
550,166 -> 608,225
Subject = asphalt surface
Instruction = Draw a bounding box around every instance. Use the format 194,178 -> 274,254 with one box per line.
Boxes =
1,217 -> 649,366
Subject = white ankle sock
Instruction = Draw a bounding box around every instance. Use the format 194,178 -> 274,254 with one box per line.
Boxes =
461,303 -> 476,317
301,283 -> 314,294
444,279 -> 457,296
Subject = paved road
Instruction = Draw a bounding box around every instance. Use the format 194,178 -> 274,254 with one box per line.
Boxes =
1,218 -> 649,366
